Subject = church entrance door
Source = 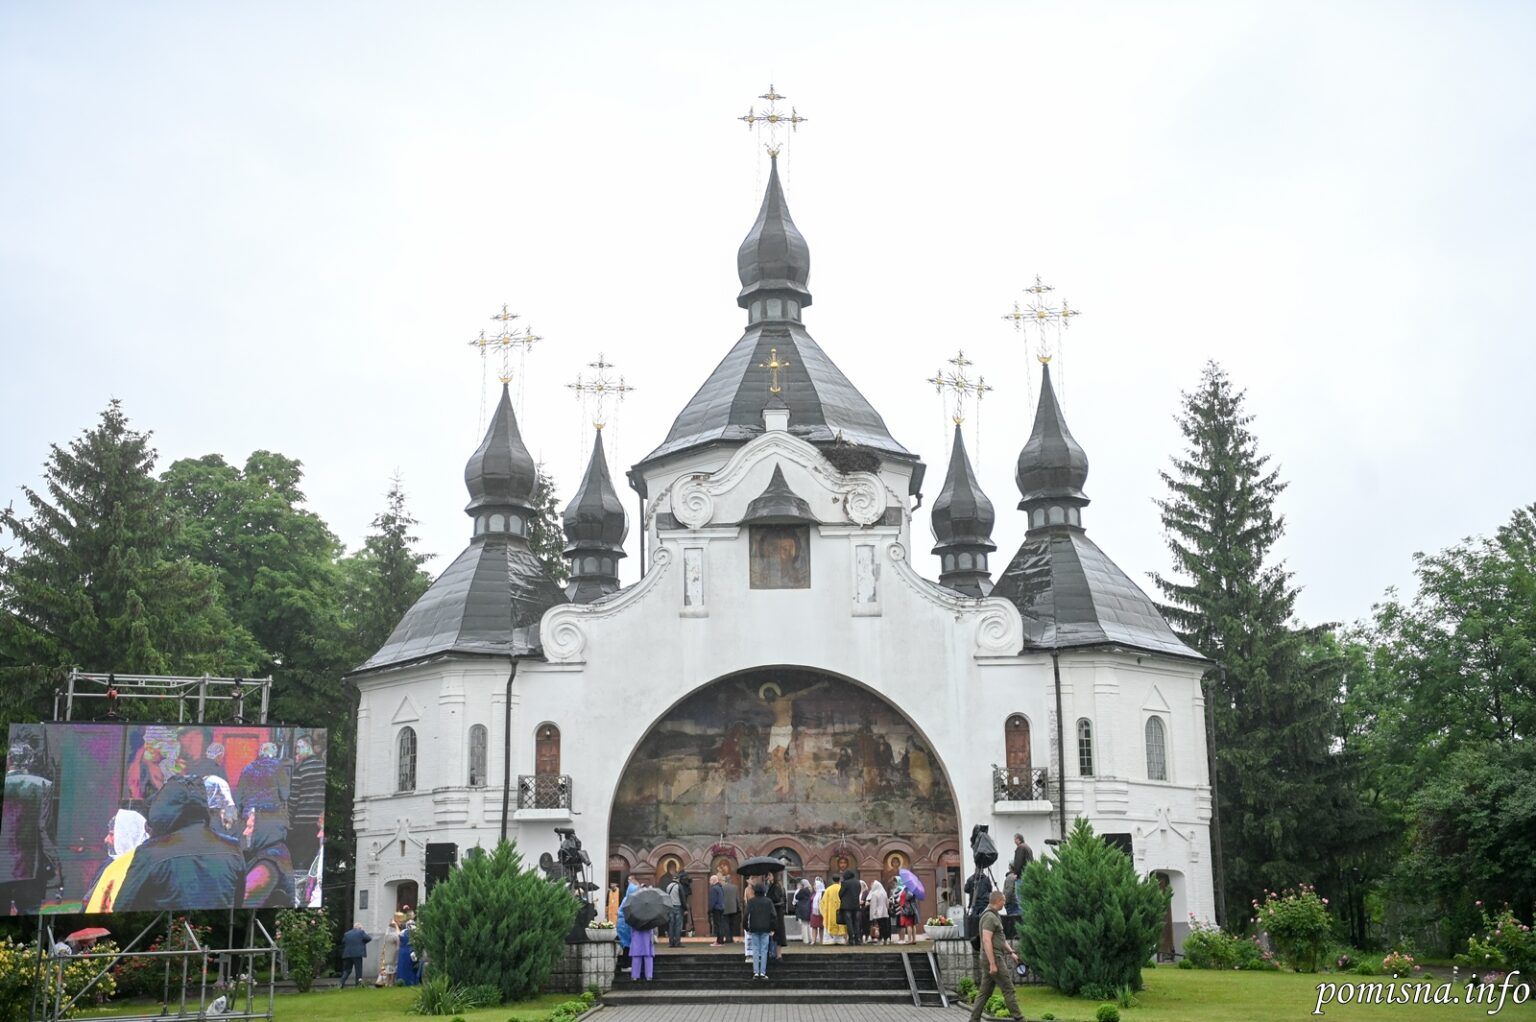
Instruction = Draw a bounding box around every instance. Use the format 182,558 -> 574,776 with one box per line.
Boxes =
1005,714 -> 1031,774
608,667 -> 962,936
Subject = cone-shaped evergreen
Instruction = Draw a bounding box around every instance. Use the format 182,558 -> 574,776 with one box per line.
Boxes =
527,470 -> 570,586
414,841 -> 579,1002
1016,817 -> 1168,998
1150,361 -> 1362,922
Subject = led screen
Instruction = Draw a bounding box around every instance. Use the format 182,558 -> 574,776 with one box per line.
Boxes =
1,722 -> 326,915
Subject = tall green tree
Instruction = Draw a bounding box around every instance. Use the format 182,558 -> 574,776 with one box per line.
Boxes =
0,401 -> 257,726
1355,503 -> 1536,936
527,468 -> 568,585
1151,362 -> 1366,922
339,476 -> 433,659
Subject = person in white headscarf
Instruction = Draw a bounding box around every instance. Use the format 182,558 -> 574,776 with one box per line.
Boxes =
867,880 -> 891,943
108,807 -> 148,858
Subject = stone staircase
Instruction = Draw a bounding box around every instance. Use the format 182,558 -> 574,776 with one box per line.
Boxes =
606,948 -> 946,1006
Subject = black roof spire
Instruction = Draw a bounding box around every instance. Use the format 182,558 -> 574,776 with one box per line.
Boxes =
562,428 -> 628,603
931,424 -> 996,596
1016,364 -> 1090,529
736,154 -> 812,310
464,384 -> 539,527
739,464 -> 817,525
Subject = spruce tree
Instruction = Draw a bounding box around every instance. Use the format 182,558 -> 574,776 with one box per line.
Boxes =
527,469 -> 569,585
1016,817 -> 1168,998
1151,362 -> 1358,924
0,401 -> 257,721
340,476 -> 433,658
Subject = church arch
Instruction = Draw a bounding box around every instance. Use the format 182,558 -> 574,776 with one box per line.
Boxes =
608,665 -> 963,916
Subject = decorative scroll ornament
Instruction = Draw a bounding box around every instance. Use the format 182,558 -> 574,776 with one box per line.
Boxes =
540,611 -> 588,662
887,542 -> 908,563
672,477 -> 715,529
840,474 -> 885,526
974,601 -> 1025,656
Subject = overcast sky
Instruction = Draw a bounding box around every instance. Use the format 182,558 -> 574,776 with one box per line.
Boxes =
3,2 -> 1533,630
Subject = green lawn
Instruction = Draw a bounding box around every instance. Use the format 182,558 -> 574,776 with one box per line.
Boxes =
995,966 -> 1536,1021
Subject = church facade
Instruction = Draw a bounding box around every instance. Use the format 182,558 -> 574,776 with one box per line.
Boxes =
348,157 -> 1215,952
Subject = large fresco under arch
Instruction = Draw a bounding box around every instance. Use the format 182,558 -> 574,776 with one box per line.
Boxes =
609,669 -> 961,877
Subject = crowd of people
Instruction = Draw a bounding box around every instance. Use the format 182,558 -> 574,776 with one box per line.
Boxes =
336,907 -> 421,988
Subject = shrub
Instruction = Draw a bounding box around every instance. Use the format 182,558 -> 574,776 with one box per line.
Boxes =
275,909 -> 333,993
1455,906 -> 1536,978
410,975 -> 501,1015
1176,958 -> 1194,969
1096,1005 -> 1121,1022
415,841 -> 579,1003
545,998 -> 589,1022
1381,950 -> 1417,975
1253,885 -> 1331,973
1042,1015 -> 1056,1021
956,975 -> 978,1003
1181,918 -> 1277,970
1352,960 -> 1378,976
984,991 -> 1008,1017
112,917 -> 214,998
2,937 -> 119,1018
1016,818 -> 1168,998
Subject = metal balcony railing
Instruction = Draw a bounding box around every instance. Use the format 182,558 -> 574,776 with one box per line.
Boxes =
992,765 -> 1052,802
517,774 -> 572,810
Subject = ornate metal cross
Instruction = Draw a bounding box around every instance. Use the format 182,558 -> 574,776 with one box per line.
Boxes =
1001,274 -> 1081,365
738,83 -> 808,158
758,346 -> 792,395
566,352 -> 636,430
926,349 -> 993,425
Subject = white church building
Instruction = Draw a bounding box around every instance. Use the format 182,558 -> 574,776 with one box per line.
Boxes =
347,155 -> 1215,953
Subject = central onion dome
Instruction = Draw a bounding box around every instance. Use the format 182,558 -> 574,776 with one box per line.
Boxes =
631,155 -> 922,497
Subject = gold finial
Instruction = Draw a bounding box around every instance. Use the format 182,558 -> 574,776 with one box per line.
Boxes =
927,349 -> 993,425
758,346 -> 792,395
1003,274 -> 1081,366
567,352 -> 636,430
739,84 -> 807,158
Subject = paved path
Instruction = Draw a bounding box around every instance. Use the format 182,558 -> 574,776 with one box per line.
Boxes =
601,1006 -> 954,1021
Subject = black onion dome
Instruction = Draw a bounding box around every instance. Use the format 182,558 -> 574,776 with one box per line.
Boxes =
1016,364 -> 1089,511
465,384 -> 538,514
736,155 -> 812,309
931,424 -> 996,549
563,429 -> 628,549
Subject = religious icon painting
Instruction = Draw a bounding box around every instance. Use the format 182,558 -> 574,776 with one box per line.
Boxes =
749,524 -> 810,589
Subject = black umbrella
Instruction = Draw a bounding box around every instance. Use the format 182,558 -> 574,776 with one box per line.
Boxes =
737,856 -> 788,878
623,887 -> 668,930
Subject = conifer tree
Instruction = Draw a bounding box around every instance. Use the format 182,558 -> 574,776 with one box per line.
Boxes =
1151,362 -> 1360,922
340,475 -> 433,658
0,401 -> 257,723
527,469 -> 569,585
1016,817 -> 1168,998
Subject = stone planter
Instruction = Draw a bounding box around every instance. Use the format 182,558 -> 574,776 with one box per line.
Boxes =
924,924 -> 959,941
584,927 -> 617,942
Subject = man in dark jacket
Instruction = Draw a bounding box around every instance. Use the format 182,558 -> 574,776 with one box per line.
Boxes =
289,737 -> 326,874
720,871 -> 742,943
339,923 -> 370,987
766,868 -> 788,957
0,742 -> 56,914
1009,834 -> 1032,877
839,869 -> 862,945
709,874 -> 727,945
964,866 -> 993,945
114,775 -> 243,912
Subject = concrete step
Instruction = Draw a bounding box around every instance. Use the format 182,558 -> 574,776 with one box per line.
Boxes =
603,987 -> 916,1006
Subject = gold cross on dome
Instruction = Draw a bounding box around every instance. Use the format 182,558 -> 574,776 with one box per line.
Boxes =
738,83 -> 808,158
1003,274 -> 1081,365
926,349 -> 994,424
758,346 -> 792,395
566,352 -> 636,430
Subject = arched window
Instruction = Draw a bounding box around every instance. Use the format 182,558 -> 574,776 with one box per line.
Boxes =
1077,718 -> 1095,777
468,724 -> 488,787
397,727 -> 417,792
1145,716 -> 1168,781
535,724 -> 561,776
1005,714 -> 1031,773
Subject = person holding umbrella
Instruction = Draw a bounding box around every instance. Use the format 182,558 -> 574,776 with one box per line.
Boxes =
737,856 -> 790,959
622,880 -> 667,982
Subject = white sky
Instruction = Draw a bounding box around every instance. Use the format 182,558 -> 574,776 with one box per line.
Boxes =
3,2 -> 1533,629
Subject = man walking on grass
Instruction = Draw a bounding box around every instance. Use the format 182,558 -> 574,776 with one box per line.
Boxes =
339,923 -> 370,988
968,890 -> 1022,1022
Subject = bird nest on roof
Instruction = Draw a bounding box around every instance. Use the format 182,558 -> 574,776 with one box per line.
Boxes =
821,437 -> 882,475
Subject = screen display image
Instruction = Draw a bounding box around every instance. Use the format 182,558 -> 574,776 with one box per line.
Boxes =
1,723 -> 326,915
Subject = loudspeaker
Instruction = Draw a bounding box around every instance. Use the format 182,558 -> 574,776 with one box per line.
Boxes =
425,842 -> 457,898
1101,833 -> 1134,858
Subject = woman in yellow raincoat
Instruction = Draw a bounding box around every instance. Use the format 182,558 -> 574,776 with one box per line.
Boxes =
821,881 -> 846,943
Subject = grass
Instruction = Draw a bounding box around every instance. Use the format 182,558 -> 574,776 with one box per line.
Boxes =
984,966 -> 1536,1021
95,986 -> 576,1022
